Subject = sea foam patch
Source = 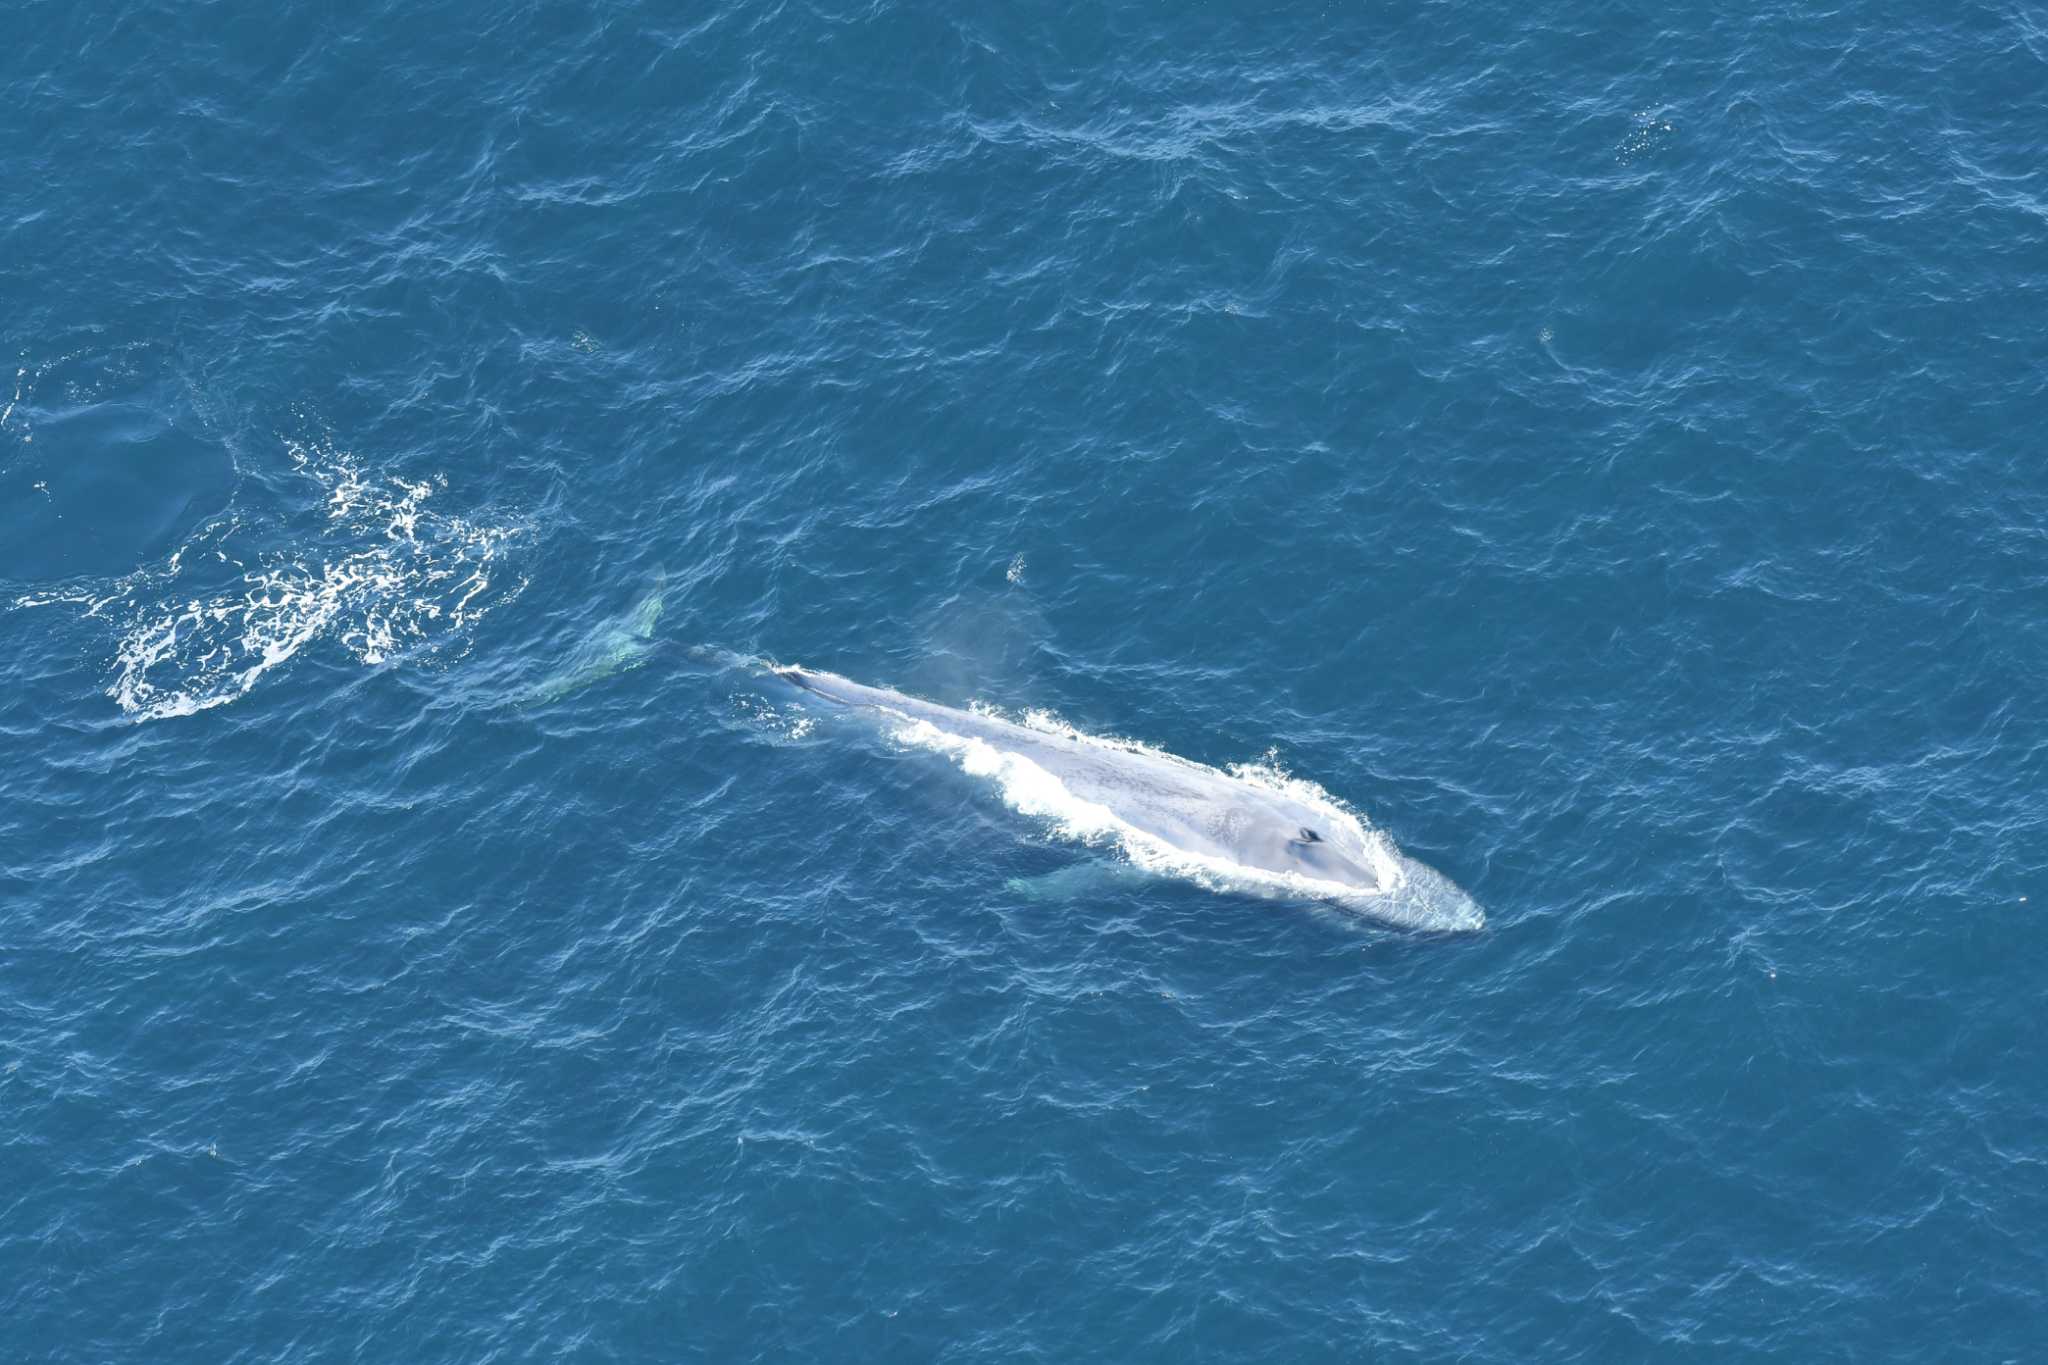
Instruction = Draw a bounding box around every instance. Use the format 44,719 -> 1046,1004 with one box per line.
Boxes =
15,435 -> 524,721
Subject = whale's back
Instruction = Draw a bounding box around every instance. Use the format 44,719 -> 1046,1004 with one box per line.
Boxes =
777,667 -> 1463,919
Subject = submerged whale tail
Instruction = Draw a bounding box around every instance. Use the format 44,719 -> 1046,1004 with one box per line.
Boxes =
625,568 -> 667,639
505,570 -> 670,708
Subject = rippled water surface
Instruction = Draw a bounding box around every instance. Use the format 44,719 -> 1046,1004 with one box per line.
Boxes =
4,3 -> 2043,1360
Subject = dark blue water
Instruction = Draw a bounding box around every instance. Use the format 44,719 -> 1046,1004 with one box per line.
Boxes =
5,3 -> 2043,1360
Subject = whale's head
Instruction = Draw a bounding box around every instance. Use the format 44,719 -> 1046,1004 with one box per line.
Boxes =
1260,824 -> 1477,931
1276,825 -> 1388,894
1385,855 -> 1486,933
1285,838 -> 1484,933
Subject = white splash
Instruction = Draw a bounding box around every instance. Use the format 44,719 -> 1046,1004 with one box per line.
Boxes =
18,436 -> 524,721
1005,553 -> 1026,585
733,693 -> 818,741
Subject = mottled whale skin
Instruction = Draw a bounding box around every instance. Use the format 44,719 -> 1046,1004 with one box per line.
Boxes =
774,664 -> 1484,933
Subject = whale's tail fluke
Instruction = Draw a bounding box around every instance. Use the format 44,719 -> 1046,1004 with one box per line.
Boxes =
505,570 -> 670,709
626,568 -> 667,639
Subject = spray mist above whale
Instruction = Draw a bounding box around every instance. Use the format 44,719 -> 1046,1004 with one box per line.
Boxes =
762,662 -> 1484,933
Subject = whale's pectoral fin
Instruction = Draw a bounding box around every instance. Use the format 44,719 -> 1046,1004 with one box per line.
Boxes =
1002,859 -> 1150,903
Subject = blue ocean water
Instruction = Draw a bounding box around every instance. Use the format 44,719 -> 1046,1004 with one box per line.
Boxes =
4,1 -> 2044,1359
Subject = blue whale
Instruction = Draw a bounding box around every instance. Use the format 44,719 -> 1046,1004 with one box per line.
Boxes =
770,663 -> 1484,933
